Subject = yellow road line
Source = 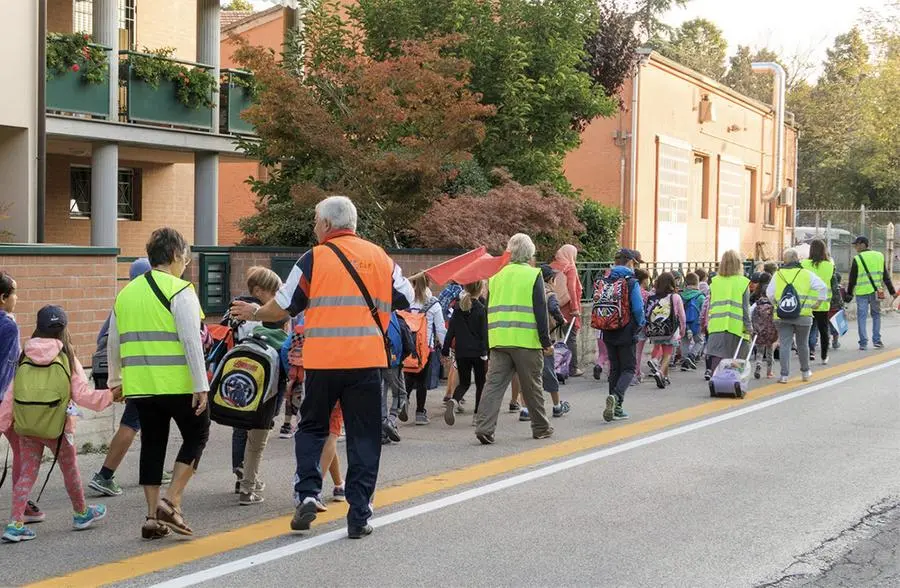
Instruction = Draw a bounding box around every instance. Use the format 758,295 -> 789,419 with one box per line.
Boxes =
31,348 -> 900,588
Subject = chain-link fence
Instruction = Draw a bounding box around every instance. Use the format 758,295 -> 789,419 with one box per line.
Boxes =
796,207 -> 899,277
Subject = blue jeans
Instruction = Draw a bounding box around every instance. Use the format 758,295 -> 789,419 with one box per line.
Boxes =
232,428 -> 247,472
294,368 -> 382,527
856,294 -> 881,347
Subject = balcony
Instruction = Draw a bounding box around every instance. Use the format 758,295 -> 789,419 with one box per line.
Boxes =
45,38 -> 257,137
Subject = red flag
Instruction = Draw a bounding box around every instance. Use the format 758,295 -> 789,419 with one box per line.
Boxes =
448,251 -> 511,285
424,247 -> 487,286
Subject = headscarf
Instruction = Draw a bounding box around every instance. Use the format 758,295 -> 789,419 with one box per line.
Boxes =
551,244 -> 578,274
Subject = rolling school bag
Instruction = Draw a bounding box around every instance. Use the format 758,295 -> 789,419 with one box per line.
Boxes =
709,335 -> 757,399
210,336 -> 281,430
554,320 -> 576,384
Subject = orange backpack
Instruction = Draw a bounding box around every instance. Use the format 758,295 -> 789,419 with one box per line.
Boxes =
397,304 -> 434,374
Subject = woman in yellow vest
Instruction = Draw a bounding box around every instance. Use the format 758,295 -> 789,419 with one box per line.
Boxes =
765,248 -> 828,384
702,250 -> 751,379
800,239 -> 840,365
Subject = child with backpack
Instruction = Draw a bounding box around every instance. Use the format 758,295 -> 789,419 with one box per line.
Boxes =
0,306 -> 114,542
383,312 -> 411,442
645,272 -> 686,389
442,281 -> 488,426
751,272 -> 777,379
400,274 -> 446,426
679,273 -> 706,371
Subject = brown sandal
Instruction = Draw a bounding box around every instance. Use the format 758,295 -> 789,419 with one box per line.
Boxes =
142,517 -> 171,540
156,498 -> 193,536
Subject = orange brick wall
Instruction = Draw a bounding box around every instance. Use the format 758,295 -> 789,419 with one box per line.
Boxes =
218,161 -> 257,245
0,253 -> 117,366
45,154 -> 195,257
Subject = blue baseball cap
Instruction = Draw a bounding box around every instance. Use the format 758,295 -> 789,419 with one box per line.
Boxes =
129,258 -> 151,280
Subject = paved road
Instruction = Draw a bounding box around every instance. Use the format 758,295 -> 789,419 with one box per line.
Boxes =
8,316 -> 900,587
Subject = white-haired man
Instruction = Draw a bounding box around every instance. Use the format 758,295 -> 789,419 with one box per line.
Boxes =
474,233 -> 554,444
231,196 -> 413,538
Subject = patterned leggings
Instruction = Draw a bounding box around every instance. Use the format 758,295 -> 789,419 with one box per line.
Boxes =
10,434 -> 85,522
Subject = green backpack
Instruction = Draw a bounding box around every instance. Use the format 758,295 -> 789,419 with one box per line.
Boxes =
13,353 -> 72,439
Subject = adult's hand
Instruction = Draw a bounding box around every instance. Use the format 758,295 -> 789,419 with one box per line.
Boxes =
229,300 -> 259,322
543,347 -> 554,357
111,386 -> 123,402
193,391 -> 208,415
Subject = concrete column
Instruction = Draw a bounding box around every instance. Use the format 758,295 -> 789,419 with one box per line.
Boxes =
92,0 -> 119,121
197,0 -> 221,133
91,143 -> 118,248
194,152 -> 218,246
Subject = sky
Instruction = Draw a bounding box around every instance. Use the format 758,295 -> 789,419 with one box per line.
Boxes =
245,0 -> 881,79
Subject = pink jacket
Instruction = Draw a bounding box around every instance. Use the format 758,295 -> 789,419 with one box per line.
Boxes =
550,245 -> 583,328
0,338 -> 112,435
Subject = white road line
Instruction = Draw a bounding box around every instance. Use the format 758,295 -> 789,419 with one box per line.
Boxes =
151,358 -> 900,588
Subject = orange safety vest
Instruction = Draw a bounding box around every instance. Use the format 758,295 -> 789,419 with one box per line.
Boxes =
303,234 -> 394,370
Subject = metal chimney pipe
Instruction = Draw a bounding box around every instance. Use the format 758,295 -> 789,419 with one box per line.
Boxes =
751,62 -> 786,202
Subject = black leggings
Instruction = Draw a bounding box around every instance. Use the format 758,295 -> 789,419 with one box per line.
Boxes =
404,355 -> 432,414
133,395 -> 210,486
812,311 -> 830,361
452,357 -> 487,413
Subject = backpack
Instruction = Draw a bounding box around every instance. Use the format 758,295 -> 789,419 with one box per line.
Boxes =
591,277 -> 632,331
210,336 -> 282,430
13,353 -> 71,439
550,271 -> 571,308
776,270 -> 802,320
682,292 -> 702,324
645,294 -> 677,339
751,298 -> 778,346
388,313 -> 415,369
397,300 -> 437,374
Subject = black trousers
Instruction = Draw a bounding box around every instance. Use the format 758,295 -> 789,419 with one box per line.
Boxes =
606,342 -> 637,405
294,368 -> 382,528
133,395 -> 210,486
452,357 -> 487,413
404,355 -> 432,413
812,311 -> 830,361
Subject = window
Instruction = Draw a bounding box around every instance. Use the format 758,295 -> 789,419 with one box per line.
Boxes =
746,167 -> 758,223
692,154 -> 710,219
70,166 -> 142,220
73,0 -> 136,51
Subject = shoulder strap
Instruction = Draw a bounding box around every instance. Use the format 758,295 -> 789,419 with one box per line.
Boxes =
856,254 -> 879,292
322,242 -> 390,362
35,435 -> 63,503
144,271 -> 172,313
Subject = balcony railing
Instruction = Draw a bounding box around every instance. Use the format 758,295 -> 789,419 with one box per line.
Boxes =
46,43 -> 112,118
220,69 -> 255,135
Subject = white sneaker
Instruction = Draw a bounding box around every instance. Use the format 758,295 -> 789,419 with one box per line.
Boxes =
802,370 -> 812,382
822,357 -> 829,366
778,376 -> 789,384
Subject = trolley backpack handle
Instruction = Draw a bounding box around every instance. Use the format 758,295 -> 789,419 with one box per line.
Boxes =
735,334 -> 758,362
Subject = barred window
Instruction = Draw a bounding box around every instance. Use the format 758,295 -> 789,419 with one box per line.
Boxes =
70,166 -> 142,220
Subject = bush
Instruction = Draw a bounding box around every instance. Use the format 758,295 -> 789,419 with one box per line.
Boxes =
575,200 -> 623,262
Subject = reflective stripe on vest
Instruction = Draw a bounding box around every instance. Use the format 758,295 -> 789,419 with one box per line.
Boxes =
114,270 -> 195,396
302,235 -> 394,370
707,275 -> 750,339
854,250 -> 884,296
774,268 -> 816,317
487,263 -> 542,349
801,259 -> 834,312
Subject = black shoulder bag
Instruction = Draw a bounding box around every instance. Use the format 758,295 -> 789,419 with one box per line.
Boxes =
323,242 -> 391,365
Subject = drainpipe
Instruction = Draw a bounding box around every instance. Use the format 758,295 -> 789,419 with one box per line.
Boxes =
629,52 -> 650,248
751,62 -> 786,203
36,0 -> 47,243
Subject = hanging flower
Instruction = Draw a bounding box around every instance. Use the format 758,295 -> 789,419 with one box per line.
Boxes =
71,64 -> 80,72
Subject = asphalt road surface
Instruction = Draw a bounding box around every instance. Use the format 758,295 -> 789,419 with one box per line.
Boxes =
8,316 -> 900,587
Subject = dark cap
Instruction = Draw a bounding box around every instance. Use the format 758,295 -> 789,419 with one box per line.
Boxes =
540,264 -> 556,282
750,271 -> 771,284
852,235 -> 869,246
615,248 -> 643,263
37,305 -> 67,334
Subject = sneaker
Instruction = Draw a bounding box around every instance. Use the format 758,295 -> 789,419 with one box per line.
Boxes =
663,376 -> 671,388
519,408 -> 530,422
647,359 -> 660,377
290,498 -> 319,532
398,402 -> 409,423
382,435 -> 392,445
859,345 -> 868,351
552,401 -> 571,418
415,411 -> 429,426
778,376 -> 789,384
874,341 -> 885,349
444,399 -> 459,426
314,495 -> 329,512
508,402 -> 520,413
332,485 -> 346,502
73,504 -> 107,530
455,402 -> 465,414
832,336 -> 841,349
382,417 -> 401,442
593,364 -> 603,380
348,524 -> 374,539
822,356 -> 829,366
704,369 -> 712,381
278,423 -> 293,439
603,395 -> 616,422
89,473 -> 123,497
253,480 -> 266,493
809,352 -> 816,361
754,362 -> 762,380
24,501 -> 45,524
459,397 -> 466,406
682,356 -> 697,371
476,432 -> 495,445
533,428 -> 554,440
161,470 -> 173,485
630,376 -> 642,386
653,371 -> 665,389
2,522 -> 35,543
613,407 -> 630,420
802,370 -> 812,382
239,492 -> 264,506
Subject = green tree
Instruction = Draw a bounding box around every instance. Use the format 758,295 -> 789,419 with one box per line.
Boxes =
583,0 -> 642,101
652,18 -> 727,79
723,45 -> 784,103
349,0 -> 616,191
223,0 -> 254,11
635,0 -> 690,37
